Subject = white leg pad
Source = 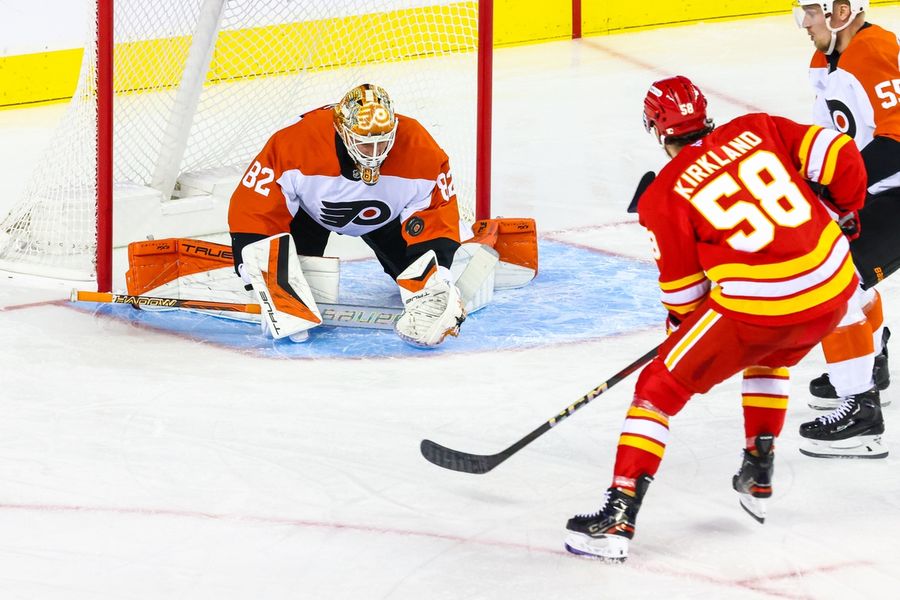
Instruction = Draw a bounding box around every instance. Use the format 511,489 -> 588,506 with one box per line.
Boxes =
451,243 -> 498,314
242,234 -> 322,339
298,255 -> 340,304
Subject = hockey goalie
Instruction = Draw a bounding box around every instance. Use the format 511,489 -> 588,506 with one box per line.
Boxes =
125,83 -> 538,348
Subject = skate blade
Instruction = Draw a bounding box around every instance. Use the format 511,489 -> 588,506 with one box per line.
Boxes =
564,532 -> 628,563
738,494 -> 766,524
799,435 -> 889,459
807,399 -> 841,411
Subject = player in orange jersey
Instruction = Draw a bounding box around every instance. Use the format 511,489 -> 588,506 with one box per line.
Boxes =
564,76 -> 867,562
228,83 -> 465,347
793,0 -> 899,457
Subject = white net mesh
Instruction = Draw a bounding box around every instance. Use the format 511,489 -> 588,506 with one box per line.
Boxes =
0,0 -> 480,280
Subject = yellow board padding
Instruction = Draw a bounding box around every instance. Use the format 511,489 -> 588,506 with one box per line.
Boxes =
495,0 -> 571,46
0,49 -> 83,107
2,2 -> 481,108
4,0 -> 900,108
586,0 -> 900,35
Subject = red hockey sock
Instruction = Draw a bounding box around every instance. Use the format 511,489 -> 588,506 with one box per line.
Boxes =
611,402 -> 670,491
741,366 -> 789,447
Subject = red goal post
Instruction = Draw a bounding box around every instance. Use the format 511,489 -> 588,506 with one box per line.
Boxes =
0,0 -> 493,292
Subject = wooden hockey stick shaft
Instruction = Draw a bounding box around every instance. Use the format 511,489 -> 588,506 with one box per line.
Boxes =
420,344 -> 660,474
72,290 -> 403,330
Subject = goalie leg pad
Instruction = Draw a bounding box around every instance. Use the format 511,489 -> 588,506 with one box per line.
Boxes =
451,243 -> 498,314
298,255 -> 340,304
395,250 -> 466,348
471,218 -> 538,289
242,234 -> 322,339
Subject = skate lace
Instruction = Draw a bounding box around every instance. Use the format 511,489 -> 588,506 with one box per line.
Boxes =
816,397 -> 855,425
574,490 -> 612,519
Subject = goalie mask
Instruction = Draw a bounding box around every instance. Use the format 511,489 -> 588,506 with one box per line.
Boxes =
642,76 -> 715,146
793,0 -> 869,54
334,83 -> 398,185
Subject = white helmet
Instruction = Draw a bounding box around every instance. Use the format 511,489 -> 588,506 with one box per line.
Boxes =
333,83 -> 398,185
793,1 -> 869,53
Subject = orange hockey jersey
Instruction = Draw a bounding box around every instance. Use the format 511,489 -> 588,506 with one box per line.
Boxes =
809,23 -> 900,193
228,106 -> 461,249
639,113 -> 866,326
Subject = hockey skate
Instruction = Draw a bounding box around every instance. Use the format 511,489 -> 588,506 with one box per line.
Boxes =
732,434 -> 774,524
808,328 -> 891,410
799,389 -> 889,458
564,475 -> 652,563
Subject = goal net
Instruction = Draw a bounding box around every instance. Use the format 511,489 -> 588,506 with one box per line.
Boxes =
0,0 -> 488,285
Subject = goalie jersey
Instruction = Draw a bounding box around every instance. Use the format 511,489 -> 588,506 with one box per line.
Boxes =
809,23 -> 900,194
639,113 -> 866,326
228,106 -> 461,268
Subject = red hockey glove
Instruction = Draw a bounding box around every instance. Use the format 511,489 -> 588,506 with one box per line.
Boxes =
665,313 -> 682,336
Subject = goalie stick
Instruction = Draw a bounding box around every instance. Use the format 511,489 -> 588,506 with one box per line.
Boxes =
72,290 -> 403,330
420,345 -> 659,474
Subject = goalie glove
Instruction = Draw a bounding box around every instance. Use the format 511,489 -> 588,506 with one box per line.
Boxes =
395,250 -> 466,348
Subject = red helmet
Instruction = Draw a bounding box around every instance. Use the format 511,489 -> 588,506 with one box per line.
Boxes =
643,76 -> 714,145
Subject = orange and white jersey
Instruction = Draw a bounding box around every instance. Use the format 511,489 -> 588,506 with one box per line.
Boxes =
639,113 -> 866,326
228,106 -> 460,245
809,23 -> 900,193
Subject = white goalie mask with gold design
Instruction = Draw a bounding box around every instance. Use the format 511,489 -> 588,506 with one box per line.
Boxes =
333,84 -> 398,185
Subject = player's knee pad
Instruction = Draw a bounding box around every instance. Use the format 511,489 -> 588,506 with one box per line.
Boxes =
634,359 -> 693,417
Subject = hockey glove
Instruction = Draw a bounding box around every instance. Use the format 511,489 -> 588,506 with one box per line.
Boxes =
665,313 -> 682,336
838,210 -> 861,241
395,251 -> 466,348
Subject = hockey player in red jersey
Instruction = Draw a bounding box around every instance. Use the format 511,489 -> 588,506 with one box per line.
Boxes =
228,83 -> 465,347
793,0 -> 899,457
564,76 -> 867,562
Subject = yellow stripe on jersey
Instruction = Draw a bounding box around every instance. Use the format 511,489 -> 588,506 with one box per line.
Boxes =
710,254 -> 856,316
706,222 -> 842,282
820,134 -> 852,186
626,406 -> 670,426
619,434 -> 666,458
798,125 -> 822,179
664,309 -> 720,370
659,271 -> 707,292
742,395 -> 789,409
662,298 -> 704,317
744,366 -> 790,378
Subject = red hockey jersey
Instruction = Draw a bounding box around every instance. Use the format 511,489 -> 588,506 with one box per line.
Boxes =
639,113 -> 866,326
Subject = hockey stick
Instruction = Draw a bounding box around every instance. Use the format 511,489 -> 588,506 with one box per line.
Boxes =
71,290 -> 403,330
420,345 -> 660,474
626,171 -> 656,214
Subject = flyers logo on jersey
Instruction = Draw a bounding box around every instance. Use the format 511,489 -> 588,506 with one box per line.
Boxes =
827,99 -> 857,139
320,199 -> 392,228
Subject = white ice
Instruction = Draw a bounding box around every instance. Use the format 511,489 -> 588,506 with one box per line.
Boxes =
3,10 -> 900,599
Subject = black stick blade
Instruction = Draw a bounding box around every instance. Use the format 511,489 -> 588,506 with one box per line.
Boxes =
626,171 -> 656,214
420,439 -> 500,474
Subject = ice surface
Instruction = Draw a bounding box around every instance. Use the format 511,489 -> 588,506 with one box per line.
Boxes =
2,11 -> 900,599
